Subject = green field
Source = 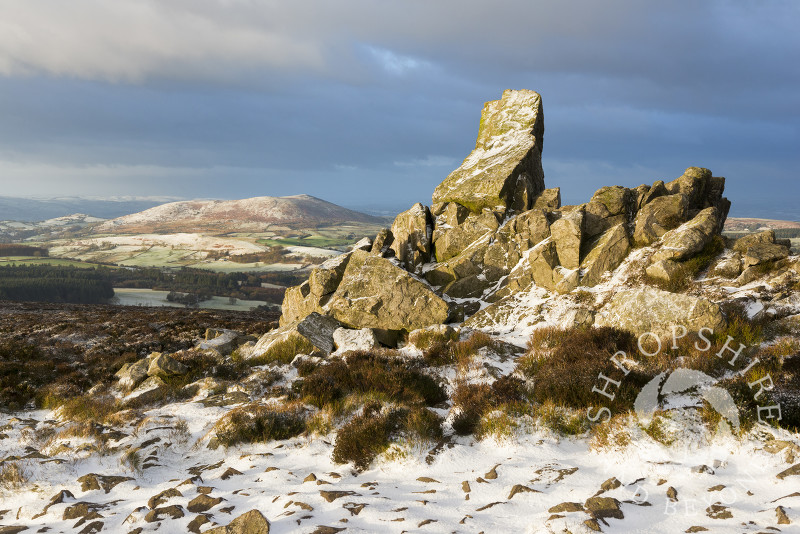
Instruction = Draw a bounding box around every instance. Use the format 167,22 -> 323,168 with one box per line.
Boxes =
0,256 -> 113,269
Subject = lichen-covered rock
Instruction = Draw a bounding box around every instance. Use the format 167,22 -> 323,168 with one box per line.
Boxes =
115,357 -> 151,390
533,187 -> 561,210
432,205 -> 499,262
591,186 -> 632,217
733,230 -> 776,253
744,242 -> 789,267
432,89 -> 545,213
580,224 -> 630,287
711,254 -> 743,278
550,210 -> 583,269
651,207 -> 720,263
147,353 -> 188,379
370,228 -> 394,256
633,193 -> 689,246
498,238 -> 560,295
665,167 -> 711,210
596,286 -> 725,337
326,250 -> 450,335
646,259 -> 681,285
389,203 -> 433,273
640,180 -> 668,207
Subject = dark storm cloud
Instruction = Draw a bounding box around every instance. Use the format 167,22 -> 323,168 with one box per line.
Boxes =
0,0 -> 797,216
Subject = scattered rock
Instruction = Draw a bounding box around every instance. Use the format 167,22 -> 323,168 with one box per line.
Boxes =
147,353 -> 188,379
77,474 -> 133,494
584,496 -> 623,520
548,502 -> 584,513
205,509 -> 270,534
148,488 -> 182,509
187,494 -> 223,514
220,467 -> 242,480
319,490 -> 356,503
777,505 -> 791,524
145,505 -> 185,522
187,514 -> 211,534
507,484 -> 539,499
777,463 -> 800,480
705,503 -> 732,519
667,487 -> 678,502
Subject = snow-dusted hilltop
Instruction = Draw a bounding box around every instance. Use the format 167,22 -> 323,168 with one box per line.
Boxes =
95,195 -> 385,234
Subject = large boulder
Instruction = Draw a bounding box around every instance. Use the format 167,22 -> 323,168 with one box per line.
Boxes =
596,286 -> 725,337
325,250 -> 450,337
744,243 -> 789,267
389,203 -> 433,273
280,252 -> 352,326
431,89 -> 545,213
651,207 -> 721,263
580,224 -> 630,287
633,193 -> 689,246
733,230 -> 777,253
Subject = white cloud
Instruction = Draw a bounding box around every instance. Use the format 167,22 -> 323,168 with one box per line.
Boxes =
394,155 -> 456,168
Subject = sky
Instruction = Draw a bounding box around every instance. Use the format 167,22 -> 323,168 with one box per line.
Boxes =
0,0 -> 798,217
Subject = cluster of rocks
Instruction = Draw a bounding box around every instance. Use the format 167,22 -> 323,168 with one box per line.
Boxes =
248,89 -> 765,356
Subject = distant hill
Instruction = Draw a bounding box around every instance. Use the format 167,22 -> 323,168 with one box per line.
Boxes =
95,194 -> 387,234
724,217 -> 800,233
0,196 -> 176,222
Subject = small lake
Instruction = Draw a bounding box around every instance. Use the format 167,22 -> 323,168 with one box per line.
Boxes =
112,288 -> 278,312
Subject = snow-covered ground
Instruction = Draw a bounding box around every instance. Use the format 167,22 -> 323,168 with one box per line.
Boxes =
1,402 -> 798,533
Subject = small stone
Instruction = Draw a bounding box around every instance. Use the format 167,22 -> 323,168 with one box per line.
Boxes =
548,502 -> 584,513
319,490 -> 356,503
484,465 -> 499,480
220,467 -> 242,480
600,477 -> 622,492
777,505 -> 791,525
667,487 -> 678,502
461,481 -> 471,493
705,503 -> 732,519
416,477 -> 439,483
508,484 -> 539,500
303,473 -> 317,483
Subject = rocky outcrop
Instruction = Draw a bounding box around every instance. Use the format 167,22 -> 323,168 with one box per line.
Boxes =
431,89 -> 545,213
270,89 -> 735,352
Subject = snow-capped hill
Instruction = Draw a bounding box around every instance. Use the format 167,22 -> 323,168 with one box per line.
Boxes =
95,195 -> 385,233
